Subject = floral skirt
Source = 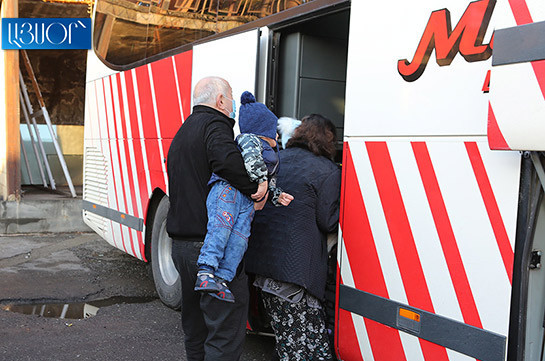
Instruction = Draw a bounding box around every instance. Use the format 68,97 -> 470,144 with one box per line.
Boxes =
261,291 -> 334,361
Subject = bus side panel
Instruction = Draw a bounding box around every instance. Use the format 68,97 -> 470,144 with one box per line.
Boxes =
337,0 -> 525,359
83,50 -> 193,260
190,29 -> 261,124
337,138 -> 520,360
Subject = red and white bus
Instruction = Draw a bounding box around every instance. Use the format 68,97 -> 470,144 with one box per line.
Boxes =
83,0 -> 545,360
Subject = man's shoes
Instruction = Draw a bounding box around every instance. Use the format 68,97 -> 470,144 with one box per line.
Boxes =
194,272 -> 221,292
210,278 -> 235,303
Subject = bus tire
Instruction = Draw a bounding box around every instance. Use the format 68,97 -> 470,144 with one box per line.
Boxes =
151,196 -> 182,310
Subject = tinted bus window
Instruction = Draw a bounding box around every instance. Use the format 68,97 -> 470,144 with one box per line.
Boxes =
94,0 -> 315,68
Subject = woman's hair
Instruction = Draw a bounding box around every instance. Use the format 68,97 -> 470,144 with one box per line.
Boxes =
286,114 -> 337,160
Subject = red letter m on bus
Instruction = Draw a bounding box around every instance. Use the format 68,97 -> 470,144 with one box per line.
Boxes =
398,0 -> 495,82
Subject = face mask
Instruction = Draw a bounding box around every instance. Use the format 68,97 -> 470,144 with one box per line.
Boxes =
229,99 -> 236,119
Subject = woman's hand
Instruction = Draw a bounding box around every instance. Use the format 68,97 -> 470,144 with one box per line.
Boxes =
278,192 -> 294,206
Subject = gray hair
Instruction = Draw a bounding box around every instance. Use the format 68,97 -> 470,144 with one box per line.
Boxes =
193,77 -> 230,106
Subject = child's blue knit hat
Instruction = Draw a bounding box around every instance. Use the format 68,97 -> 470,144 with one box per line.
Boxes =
239,91 -> 278,140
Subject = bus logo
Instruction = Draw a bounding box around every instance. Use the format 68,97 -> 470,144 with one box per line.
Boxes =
398,0 -> 495,82
2,18 -> 91,50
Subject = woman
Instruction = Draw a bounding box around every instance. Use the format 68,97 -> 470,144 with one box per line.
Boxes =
245,114 -> 341,361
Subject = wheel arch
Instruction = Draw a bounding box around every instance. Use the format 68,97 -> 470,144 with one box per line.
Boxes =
144,187 -> 167,263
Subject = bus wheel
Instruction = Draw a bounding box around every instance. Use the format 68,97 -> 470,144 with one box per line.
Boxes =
151,196 -> 182,310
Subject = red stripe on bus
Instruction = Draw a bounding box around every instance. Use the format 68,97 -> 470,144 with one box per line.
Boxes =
334,262 -> 341,358
487,102 -> 511,150
134,66 -> 158,139
123,71 -> 148,260
123,70 -> 151,228
412,142 -> 483,329
148,63 -> 175,171
173,50 -> 193,122
465,142 -> 513,284
108,76 -> 136,257
134,65 -> 167,192
366,141 -> 449,361
115,73 -> 141,258
150,58 -> 182,139
508,0 -> 532,25
101,78 -> 127,253
336,308 -> 364,361
93,81 -> 117,250
118,73 -> 145,260
340,143 -> 407,361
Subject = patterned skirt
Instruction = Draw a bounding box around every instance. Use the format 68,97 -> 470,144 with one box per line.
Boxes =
261,291 -> 334,361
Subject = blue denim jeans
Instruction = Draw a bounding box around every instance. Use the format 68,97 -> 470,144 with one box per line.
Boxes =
197,180 -> 255,282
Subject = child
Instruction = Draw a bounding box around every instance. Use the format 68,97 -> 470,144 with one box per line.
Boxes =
194,91 -> 294,302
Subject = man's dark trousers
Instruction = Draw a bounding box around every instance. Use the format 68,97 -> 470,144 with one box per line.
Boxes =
171,239 -> 249,361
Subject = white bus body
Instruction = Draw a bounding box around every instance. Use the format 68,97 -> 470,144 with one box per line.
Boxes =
83,1 -> 545,359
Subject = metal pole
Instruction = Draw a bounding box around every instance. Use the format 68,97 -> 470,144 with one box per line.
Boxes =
19,130 -> 34,184
41,107 -> 77,197
19,72 -> 56,189
19,91 -> 47,187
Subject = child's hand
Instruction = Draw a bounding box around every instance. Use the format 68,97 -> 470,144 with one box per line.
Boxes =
278,192 -> 294,206
251,180 -> 268,201
254,196 -> 267,211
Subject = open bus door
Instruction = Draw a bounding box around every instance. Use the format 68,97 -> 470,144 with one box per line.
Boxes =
246,5 -> 350,334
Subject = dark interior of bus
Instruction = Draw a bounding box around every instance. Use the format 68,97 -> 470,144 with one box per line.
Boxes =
267,8 -> 350,164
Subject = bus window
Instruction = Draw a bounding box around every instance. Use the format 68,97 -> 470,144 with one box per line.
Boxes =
145,0 -> 217,60
94,0 -> 316,69
93,0 -> 152,66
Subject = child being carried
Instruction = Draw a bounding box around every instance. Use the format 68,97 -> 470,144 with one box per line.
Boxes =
194,91 -> 294,302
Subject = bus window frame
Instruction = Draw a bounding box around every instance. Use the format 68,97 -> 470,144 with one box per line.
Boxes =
92,0 -> 349,71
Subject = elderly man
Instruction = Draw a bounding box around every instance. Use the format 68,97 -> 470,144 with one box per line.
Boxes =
166,76 -> 266,361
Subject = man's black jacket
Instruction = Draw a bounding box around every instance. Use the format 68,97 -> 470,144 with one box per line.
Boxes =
166,105 -> 258,240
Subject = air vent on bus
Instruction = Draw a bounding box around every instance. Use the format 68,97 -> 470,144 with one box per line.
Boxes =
83,146 -> 108,235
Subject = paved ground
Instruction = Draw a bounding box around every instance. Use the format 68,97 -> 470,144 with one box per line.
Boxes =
0,232 -> 276,361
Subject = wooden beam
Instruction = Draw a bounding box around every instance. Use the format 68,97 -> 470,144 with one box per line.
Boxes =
2,0 -> 21,201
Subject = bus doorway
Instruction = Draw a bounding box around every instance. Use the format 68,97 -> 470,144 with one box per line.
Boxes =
247,6 -> 351,340
267,8 -> 350,163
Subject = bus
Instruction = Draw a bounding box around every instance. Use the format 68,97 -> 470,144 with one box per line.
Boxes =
82,0 -> 545,359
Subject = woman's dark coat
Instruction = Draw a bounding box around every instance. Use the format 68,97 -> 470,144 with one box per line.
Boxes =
245,146 -> 341,300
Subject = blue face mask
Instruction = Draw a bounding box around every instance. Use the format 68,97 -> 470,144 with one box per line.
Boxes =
229,99 -> 236,119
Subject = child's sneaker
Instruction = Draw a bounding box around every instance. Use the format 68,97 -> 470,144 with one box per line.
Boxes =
194,272 -> 221,292
210,278 -> 235,303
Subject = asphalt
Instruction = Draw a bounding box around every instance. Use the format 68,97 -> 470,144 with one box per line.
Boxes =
0,232 -> 276,361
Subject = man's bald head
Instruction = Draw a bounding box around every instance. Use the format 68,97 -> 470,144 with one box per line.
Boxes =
193,77 -> 231,107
